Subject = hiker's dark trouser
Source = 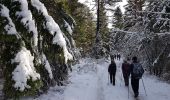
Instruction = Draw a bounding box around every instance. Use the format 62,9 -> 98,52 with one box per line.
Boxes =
123,74 -> 129,86
110,73 -> 116,85
131,78 -> 139,95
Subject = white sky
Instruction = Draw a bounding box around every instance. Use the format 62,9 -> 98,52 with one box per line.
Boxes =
78,0 -> 127,13
78,0 -> 128,28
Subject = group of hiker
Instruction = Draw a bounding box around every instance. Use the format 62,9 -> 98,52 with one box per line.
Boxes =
112,54 -> 121,60
108,56 -> 144,98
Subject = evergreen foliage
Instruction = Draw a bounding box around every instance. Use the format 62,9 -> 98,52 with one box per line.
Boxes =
0,0 -> 79,99
58,0 -> 96,56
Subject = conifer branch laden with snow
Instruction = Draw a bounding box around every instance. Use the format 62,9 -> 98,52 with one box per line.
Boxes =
0,0 -> 78,99
13,0 -> 38,46
31,0 -> 73,63
12,47 -> 40,92
0,4 -> 17,35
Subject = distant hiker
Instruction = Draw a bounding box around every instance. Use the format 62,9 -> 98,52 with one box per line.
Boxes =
114,54 -> 117,60
117,54 -> 119,60
122,60 -> 130,86
108,59 -> 117,85
127,57 -> 131,64
118,54 -> 121,60
130,56 -> 144,98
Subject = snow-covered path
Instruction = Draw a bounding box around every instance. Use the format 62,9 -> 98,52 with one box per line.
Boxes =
32,58 -> 170,100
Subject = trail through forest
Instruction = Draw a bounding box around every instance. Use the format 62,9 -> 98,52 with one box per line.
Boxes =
26,58 -> 170,100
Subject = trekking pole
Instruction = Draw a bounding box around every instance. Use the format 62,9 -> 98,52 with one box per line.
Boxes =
128,77 -> 130,99
128,84 -> 129,99
108,73 -> 110,85
142,78 -> 147,96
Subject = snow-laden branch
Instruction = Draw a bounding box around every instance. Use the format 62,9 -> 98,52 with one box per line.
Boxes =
42,53 -> 53,79
13,0 -> 38,46
111,29 -> 138,34
137,11 -> 170,15
155,32 -> 170,36
64,20 -> 73,35
31,0 -> 73,63
11,47 -> 40,92
157,18 -> 170,21
0,4 -> 17,35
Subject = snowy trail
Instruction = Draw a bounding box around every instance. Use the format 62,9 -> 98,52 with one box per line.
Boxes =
97,59 -> 135,100
31,58 -> 170,100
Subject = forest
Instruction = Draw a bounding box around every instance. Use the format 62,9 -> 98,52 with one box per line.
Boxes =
0,0 -> 170,99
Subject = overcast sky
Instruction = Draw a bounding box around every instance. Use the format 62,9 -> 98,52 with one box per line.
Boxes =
78,0 -> 127,13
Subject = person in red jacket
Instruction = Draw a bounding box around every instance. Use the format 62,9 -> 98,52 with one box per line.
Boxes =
108,59 -> 117,85
122,60 -> 131,86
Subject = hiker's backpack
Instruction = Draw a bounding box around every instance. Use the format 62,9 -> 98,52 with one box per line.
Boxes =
132,63 -> 144,79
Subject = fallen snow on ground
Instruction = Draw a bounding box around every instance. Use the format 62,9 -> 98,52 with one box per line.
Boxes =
25,58 -> 170,100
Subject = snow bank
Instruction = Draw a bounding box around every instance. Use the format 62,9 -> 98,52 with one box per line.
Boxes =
42,53 -> 53,79
11,47 -> 40,92
13,0 -> 38,46
31,0 -> 73,63
0,4 -> 17,35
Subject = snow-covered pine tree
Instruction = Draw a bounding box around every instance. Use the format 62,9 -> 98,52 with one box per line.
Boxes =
110,6 -> 124,53
93,0 -> 110,58
124,0 -> 145,31
112,6 -> 123,29
64,0 -> 96,57
0,0 -> 76,99
142,0 -> 170,77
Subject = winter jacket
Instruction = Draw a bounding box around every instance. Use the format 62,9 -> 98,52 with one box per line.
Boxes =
108,63 -> 116,74
122,62 -> 130,76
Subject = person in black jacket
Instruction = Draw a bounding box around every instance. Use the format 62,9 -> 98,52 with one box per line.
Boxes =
108,59 -> 117,85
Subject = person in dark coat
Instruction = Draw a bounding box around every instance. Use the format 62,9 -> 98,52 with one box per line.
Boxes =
108,59 -> 117,85
116,54 -> 119,60
114,54 -> 117,60
130,56 -> 144,98
122,60 -> 130,86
